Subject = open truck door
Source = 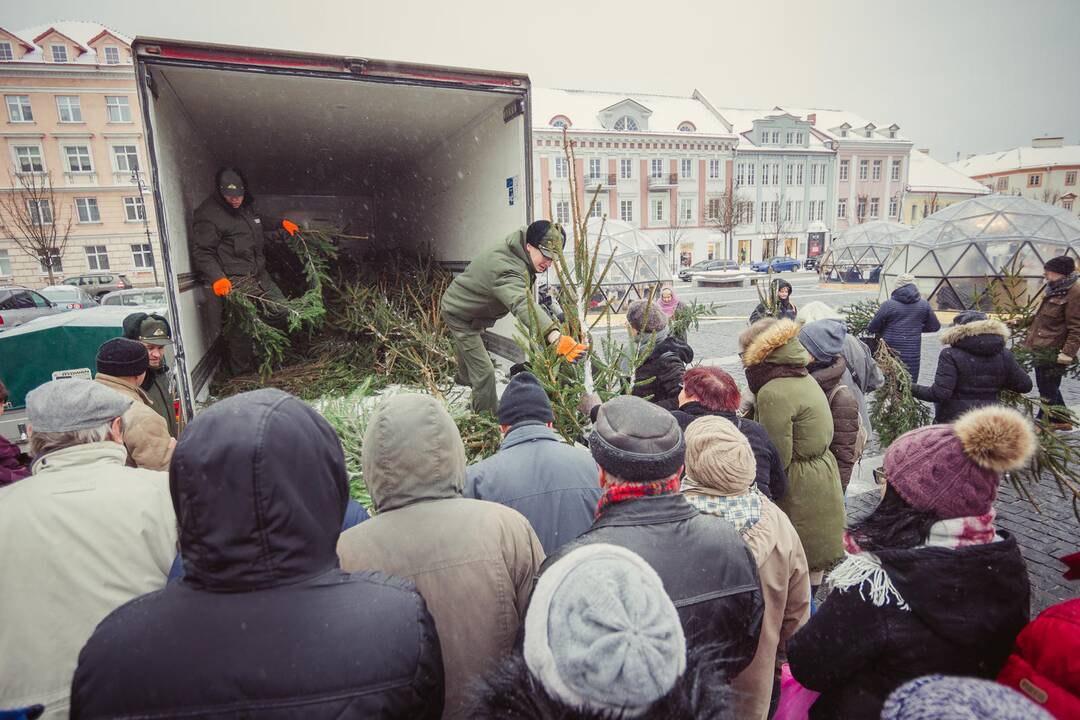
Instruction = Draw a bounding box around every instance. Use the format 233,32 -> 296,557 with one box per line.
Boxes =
133,38 -> 533,423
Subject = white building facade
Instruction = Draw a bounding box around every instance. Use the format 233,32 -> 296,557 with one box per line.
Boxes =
950,137 -> 1080,217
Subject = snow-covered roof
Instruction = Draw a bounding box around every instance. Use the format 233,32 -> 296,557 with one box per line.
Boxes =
713,106 -> 834,152
949,143 -> 1080,177
5,21 -> 131,65
532,87 -> 734,136
779,106 -> 910,143
907,150 -> 990,195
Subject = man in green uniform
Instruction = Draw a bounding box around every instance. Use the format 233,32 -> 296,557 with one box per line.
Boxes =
191,168 -> 299,372
122,312 -> 179,438
441,220 -> 587,414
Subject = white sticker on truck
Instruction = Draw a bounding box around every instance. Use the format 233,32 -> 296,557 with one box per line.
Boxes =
52,368 -> 92,381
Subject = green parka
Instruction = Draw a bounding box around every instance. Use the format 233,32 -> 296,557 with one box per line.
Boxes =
191,192 -> 287,283
744,320 -> 845,571
439,227 -> 556,336
142,368 -> 177,438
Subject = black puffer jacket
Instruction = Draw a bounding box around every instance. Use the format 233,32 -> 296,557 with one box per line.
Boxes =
671,402 -> 788,500
538,494 -> 764,676
913,318 -> 1033,423
866,284 -> 941,380
634,334 -> 695,410
787,533 -> 1030,720
71,389 -> 444,719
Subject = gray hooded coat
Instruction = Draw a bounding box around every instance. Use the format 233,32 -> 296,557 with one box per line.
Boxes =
337,394 -> 545,720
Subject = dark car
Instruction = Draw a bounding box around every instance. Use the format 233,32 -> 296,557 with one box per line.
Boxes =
60,272 -> 133,299
678,259 -> 741,281
0,285 -> 64,331
804,256 -> 821,271
750,256 -> 801,272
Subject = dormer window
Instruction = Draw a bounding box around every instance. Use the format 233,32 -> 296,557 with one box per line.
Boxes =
840,129 -> 848,138
678,121 -> 696,132
51,44 -> 68,63
0,42 -> 12,61
865,128 -> 873,138
614,115 -> 639,131
103,46 -> 120,65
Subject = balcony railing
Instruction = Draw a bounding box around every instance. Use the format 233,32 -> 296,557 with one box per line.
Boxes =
585,173 -> 617,188
113,171 -> 137,185
64,171 -> 97,186
648,173 -> 678,190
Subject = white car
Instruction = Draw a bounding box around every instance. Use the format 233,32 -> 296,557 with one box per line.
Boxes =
99,287 -> 167,307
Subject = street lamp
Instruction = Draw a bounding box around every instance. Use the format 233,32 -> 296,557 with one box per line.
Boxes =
130,169 -> 159,286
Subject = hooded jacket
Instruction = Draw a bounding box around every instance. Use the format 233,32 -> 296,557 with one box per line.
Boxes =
671,403 -> 788,500
807,357 -> 862,491
866,284 -> 941,380
841,332 -> 884,429
337,394 -> 546,720
191,168 -> 288,283
749,280 -> 797,324
913,319 -> 1033,423
787,534 -> 1030,720
998,598 -> 1080,719
1024,277 -> 1080,358
70,389 -> 444,720
94,373 -> 174,471
634,334 -> 695,410
742,320 -> 845,571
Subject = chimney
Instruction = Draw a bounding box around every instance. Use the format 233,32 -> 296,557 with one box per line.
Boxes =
1032,136 -> 1064,148
807,113 -> 816,125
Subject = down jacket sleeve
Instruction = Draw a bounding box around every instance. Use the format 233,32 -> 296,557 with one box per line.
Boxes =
787,587 -> 886,693
492,269 -> 556,338
912,350 -> 959,403
827,385 -> 862,490
1003,350 -> 1034,394
755,386 -> 794,470
865,302 -> 891,337
922,302 -> 942,333
191,211 -> 225,283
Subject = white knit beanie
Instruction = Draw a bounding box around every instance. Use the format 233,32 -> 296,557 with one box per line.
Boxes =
683,416 -> 756,495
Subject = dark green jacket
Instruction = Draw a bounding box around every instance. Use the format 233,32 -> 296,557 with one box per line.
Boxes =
191,194 -> 286,282
142,367 -> 177,438
440,228 -> 556,336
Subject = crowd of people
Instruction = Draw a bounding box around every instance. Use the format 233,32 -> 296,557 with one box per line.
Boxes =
1,253 -> 1078,720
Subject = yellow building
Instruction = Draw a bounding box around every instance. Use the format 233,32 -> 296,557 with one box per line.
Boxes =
902,148 -> 989,226
0,21 -> 161,288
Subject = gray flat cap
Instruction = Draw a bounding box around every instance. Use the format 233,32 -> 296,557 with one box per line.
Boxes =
27,379 -> 132,433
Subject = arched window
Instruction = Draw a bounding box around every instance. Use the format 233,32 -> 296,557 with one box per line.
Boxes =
549,115 -> 571,128
613,115 -> 639,131
677,121 -> 696,132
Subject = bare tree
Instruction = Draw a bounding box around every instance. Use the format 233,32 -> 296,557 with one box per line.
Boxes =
855,192 -> 869,224
663,217 -> 688,274
762,190 -> 790,259
708,186 -> 748,260
1040,188 -> 1063,206
0,170 -> 73,285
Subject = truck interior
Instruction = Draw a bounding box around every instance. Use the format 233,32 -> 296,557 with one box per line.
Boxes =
137,45 -> 532,413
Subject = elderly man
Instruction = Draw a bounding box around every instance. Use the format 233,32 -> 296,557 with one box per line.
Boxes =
123,312 -> 177,437
0,379 -> 176,719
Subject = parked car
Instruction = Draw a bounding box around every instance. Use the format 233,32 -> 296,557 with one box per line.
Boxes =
750,256 -> 801,272
99,287 -> 167,307
804,256 -> 821,271
38,284 -> 99,311
60,272 -> 133,299
678,259 -> 741,281
0,285 -> 64,331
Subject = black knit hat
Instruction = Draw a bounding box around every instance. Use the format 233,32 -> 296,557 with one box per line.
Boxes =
1044,255 -> 1076,276
96,337 -> 149,377
589,395 -> 685,482
498,372 -> 554,428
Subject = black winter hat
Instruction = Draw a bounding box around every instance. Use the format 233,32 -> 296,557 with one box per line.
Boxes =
590,395 -> 685,482
96,337 -> 149,378
498,372 -> 554,428
952,310 -> 988,326
1044,255 -> 1076,276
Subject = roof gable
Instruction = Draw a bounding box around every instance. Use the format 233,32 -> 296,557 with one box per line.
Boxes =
599,98 -> 653,117
0,27 -> 34,51
32,27 -> 87,54
86,29 -> 128,48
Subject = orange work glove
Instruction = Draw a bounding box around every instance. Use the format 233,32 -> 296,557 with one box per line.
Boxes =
555,334 -> 588,363
281,219 -> 299,236
212,277 -> 233,297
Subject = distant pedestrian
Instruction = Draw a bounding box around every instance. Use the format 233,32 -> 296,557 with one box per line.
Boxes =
914,311 -> 1032,424
1022,255 -> 1080,429
866,273 -> 941,381
749,279 -> 797,324
998,597 -> 1080,719
657,286 -> 686,317
882,675 -> 1053,720
465,372 -> 601,554
0,377 -> 30,486
337,394 -> 545,720
625,300 -> 694,410
122,313 -> 178,437
671,365 -> 787,500
787,405 -> 1036,719
71,389 -> 443,720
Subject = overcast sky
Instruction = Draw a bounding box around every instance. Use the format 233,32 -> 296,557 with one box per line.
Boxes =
8,0 -> 1079,162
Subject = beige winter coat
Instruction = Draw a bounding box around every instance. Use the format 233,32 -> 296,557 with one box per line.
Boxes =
95,374 -> 175,471
730,498 -> 811,720
0,442 -> 176,718
336,395 -> 545,720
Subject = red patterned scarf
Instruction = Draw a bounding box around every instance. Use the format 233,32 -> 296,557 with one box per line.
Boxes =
596,476 -> 681,518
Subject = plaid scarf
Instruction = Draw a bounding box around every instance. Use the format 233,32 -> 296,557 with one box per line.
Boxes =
1046,272 -> 1078,298
596,476 -> 681,518
683,487 -> 764,535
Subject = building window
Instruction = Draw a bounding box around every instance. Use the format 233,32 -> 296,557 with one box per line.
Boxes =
652,198 -> 664,222
760,202 -> 768,223
869,197 -> 880,218
760,130 -> 769,145
771,131 -> 780,144
840,128 -> 849,138
103,46 -> 121,65
747,163 -> 756,185
769,201 -> 779,223
706,197 -> 721,219
85,245 -> 110,270
555,200 -> 570,224
762,164 -> 771,186
6,95 -> 33,122
0,249 -> 10,276
795,200 -> 802,221
837,198 -> 847,219
14,145 -> 44,173
1063,198 -> 1074,211
856,197 -> 867,219
64,145 -> 93,173
785,164 -> 793,185
859,159 -> 869,181
554,157 -> 567,179
809,164 -> 818,185
75,197 -> 100,223
650,158 -> 664,179
38,250 -> 63,274
613,115 -> 638,131
865,128 -> 873,138
889,198 -> 898,217
889,129 -> 897,139
911,204 -> 918,221
1066,171 -> 1077,186
872,160 -> 882,181
891,159 -> 902,181
124,196 -> 146,221
996,176 -> 1008,191
784,200 -> 793,221
590,199 -> 604,218
796,132 -> 804,144
678,122 -> 695,132
0,42 -> 12,62
28,199 -> 53,225
55,95 -> 82,123
680,158 -> 692,179
105,95 -> 132,123
680,198 -> 694,223
1028,174 -> 1042,187
132,243 -> 154,269
51,45 -> 68,63
620,158 -> 632,179
550,115 -> 571,128
588,158 -> 602,180
772,163 -> 780,185
839,159 -> 849,181
112,145 -> 139,173
620,200 -> 633,222
708,159 -> 720,179
736,163 -> 745,186
796,165 -> 804,185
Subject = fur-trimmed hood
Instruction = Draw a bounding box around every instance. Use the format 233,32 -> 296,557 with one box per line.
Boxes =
940,318 -> 1010,347
741,319 -> 809,368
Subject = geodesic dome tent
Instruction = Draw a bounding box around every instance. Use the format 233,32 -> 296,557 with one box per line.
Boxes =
880,195 -> 1080,311
819,220 -> 910,283
546,218 -> 673,313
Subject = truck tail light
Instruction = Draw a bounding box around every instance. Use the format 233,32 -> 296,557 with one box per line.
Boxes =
174,400 -> 181,423
0,314 -> 4,326
117,281 -> 124,288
